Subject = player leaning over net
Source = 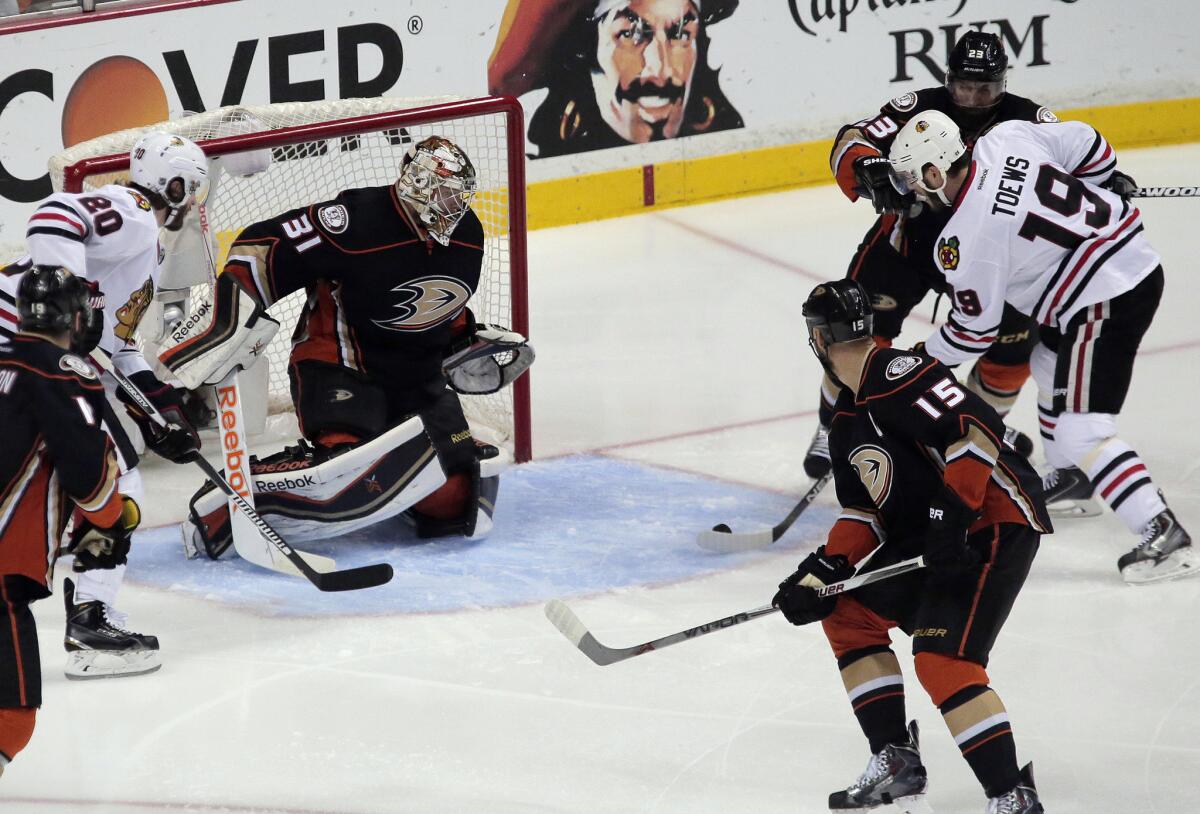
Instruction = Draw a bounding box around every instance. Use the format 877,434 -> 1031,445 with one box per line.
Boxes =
805,32 -> 1056,479
888,110 -> 1193,584
0,268 -> 143,772
160,136 -> 533,558
773,280 -> 1049,813
0,133 -> 208,678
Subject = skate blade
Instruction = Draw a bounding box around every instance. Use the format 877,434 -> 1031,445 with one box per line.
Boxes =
1122,548 -> 1200,586
65,649 -> 162,680
1047,497 -> 1103,518
828,793 -> 933,814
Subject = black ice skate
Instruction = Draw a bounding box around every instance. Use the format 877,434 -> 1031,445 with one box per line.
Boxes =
63,577 -> 161,680
1118,509 -> 1198,585
829,720 -> 931,812
986,762 -> 1044,813
805,424 -> 833,479
1040,466 -> 1102,517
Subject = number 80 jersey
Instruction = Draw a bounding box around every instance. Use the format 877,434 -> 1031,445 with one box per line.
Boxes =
924,120 -> 1161,367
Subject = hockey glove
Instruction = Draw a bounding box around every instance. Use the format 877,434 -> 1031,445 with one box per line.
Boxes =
444,324 -> 535,395
1102,169 -> 1138,202
116,370 -> 202,464
853,155 -> 914,214
66,496 -> 140,572
773,547 -> 856,626
924,487 -> 982,584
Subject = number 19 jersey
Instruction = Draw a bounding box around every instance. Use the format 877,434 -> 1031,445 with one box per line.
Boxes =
924,121 -> 1161,367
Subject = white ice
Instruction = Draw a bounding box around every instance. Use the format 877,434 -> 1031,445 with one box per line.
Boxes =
4,144 -> 1200,814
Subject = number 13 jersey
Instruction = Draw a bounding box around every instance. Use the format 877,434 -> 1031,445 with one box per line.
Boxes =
924,120 -> 1161,367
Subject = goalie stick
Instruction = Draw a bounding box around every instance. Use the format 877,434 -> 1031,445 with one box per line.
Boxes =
89,351 -> 393,592
545,555 -> 924,666
697,471 -> 833,553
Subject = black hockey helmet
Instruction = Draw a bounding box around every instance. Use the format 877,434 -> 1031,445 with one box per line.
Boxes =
17,265 -> 90,335
803,280 -> 873,350
946,31 -> 1008,111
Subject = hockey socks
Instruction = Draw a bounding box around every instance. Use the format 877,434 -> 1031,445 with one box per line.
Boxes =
838,647 -> 907,754
1084,439 -> 1167,533
940,685 -> 1020,799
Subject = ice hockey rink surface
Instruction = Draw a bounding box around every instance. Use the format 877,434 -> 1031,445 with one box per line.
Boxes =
4,143 -> 1200,814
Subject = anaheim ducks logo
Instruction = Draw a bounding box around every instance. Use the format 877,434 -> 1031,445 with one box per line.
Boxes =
372,276 -> 471,332
114,278 -> 155,342
849,444 -> 894,507
938,235 -> 960,271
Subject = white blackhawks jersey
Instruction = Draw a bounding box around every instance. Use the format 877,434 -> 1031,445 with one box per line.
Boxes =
924,120 -> 1161,367
0,184 -> 162,375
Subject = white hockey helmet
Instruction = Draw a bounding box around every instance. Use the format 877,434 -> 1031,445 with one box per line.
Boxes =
395,136 -> 478,247
888,111 -> 966,206
129,132 -> 209,230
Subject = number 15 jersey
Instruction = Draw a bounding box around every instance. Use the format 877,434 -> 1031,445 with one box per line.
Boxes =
923,121 -> 1161,367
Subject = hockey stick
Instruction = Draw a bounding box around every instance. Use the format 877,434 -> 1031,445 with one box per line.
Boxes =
89,351 -> 394,592
697,471 -> 833,553
545,555 -> 924,666
1129,186 -> 1200,198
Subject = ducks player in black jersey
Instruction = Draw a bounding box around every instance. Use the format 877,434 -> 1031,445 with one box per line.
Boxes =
0,267 -> 145,773
805,31 -> 1055,480
774,280 -> 1049,813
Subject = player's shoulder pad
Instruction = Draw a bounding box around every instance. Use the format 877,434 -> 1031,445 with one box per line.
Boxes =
451,207 -> 485,249
860,348 -> 938,400
58,352 -> 98,381
1000,92 -> 1056,123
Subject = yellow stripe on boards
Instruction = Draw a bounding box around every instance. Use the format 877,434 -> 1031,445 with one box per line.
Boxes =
525,96 -> 1200,231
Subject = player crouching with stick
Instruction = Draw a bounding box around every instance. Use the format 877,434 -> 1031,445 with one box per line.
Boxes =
0,268 -> 142,775
772,281 -> 1050,813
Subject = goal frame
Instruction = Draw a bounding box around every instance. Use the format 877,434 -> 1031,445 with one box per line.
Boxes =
61,96 -> 532,463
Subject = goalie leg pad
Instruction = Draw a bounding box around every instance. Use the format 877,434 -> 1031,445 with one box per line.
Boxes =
184,416 -> 447,556
408,443 -> 508,541
289,360 -> 388,442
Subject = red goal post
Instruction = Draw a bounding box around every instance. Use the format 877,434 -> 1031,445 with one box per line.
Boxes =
56,96 -> 532,463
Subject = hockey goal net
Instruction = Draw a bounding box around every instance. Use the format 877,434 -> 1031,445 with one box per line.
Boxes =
51,95 -> 531,462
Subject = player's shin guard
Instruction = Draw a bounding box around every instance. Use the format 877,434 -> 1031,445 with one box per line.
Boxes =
838,647 -> 908,754
407,444 -> 505,541
1057,414 -> 1166,533
0,707 -> 36,772
939,685 -> 1020,800
965,359 -> 1028,418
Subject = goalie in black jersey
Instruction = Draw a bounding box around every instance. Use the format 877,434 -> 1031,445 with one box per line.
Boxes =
805,31 -> 1056,479
0,267 -> 148,773
773,281 -> 1050,813
160,136 -> 534,559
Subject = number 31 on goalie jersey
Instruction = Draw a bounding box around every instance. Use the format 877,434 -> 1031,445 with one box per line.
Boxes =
282,214 -> 322,253
914,377 -> 966,420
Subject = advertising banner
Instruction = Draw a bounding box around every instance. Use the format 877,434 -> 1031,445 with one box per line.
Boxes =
1,0 -> 1197,235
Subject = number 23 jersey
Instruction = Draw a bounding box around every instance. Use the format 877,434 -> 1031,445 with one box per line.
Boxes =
924,120 -> 1161,366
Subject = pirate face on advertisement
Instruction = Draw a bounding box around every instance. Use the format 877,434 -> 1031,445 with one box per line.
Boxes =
592,0 -> 700,143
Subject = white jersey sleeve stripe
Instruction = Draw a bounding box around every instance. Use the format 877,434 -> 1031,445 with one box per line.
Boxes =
35,201 -> 91,238
28,212 -> 88,238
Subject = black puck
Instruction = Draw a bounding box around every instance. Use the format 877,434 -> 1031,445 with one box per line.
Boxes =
713,523 -> 731,533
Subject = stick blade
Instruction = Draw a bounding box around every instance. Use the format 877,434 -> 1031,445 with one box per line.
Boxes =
314,563 -> 394,592
696,527 -> 774,552
544,600 -> 627,666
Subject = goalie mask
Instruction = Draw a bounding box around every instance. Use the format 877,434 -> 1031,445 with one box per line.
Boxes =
395,136 -> 478,246
129,132 -> 209,232
888,111 -> 966,207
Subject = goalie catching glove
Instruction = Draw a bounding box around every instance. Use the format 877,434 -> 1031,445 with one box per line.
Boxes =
158,273 -> 279,390
65,496 -> 141,572
443,323 -> 535,395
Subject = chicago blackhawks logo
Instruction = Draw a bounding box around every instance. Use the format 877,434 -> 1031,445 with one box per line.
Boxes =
373,276 -> 471,332
114,278 -> 155,342
915,119 -> 930,133
126,189 -> 152,211
849,444 -> 894,507
938,236 -> 960,271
